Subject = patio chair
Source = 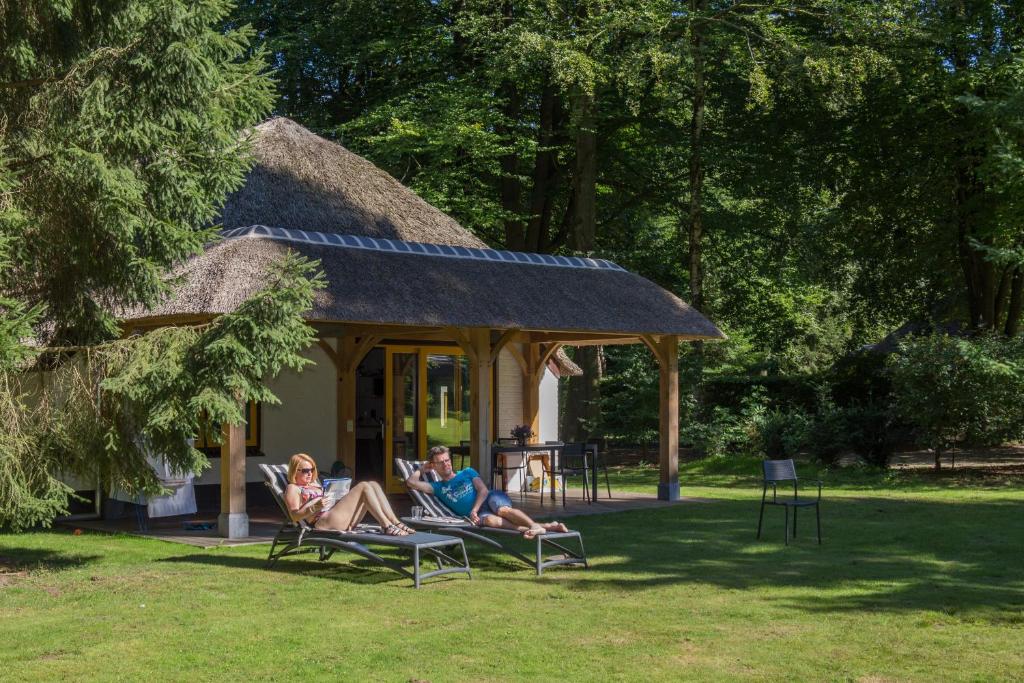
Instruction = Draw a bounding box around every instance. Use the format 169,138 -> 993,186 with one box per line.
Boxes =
259,464 -> 472,588
756,459 -> 822,545
394,458 -> 588,575
491,438 -> 529,502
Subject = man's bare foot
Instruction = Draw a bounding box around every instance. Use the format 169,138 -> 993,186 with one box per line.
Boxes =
543,521 -> 569,533
523,526 -> 547,539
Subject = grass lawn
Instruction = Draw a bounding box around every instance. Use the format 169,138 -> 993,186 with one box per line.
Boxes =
2,459 -> 1022,682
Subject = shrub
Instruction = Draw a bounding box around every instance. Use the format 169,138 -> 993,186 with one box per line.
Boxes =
843,403 -> 900,468
683,391 -> 766,457
890,333 -> 1024,469
754,408 -> 811,459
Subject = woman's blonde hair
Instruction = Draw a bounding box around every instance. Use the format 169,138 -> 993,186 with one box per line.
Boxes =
287,453 -> 319,485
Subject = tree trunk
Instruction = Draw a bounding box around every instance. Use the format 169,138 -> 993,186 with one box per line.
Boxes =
571,92 -> 597,252
525,84 -> 560,253
686,0 -> 708,406
687,0 -> 707,316
564,88 -> 602,441
1006,266 -> 1022,336
994,266 -> 1011,330
498,3 -> 524,250
499,80 -> 524,250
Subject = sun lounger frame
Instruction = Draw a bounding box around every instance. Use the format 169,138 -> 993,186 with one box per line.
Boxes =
261,464 -> 471,588
394,458 -> 588,575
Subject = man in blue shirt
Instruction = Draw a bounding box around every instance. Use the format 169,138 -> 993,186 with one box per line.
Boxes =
405,446 -> 568,538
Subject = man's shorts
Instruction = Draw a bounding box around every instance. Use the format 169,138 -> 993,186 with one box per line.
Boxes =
476,490 -> 513,523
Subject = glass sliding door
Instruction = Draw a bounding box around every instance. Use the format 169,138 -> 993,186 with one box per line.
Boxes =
384,345 -> 479,493
425,353 -> 471,450
386,351 -> 418,492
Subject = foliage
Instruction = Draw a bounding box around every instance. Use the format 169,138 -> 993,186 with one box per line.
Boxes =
890,333 -> 1024,469
0,0 -> 275,345
0,1 -> 328,530
682,389 -> 766,458
0,255 -> 323,531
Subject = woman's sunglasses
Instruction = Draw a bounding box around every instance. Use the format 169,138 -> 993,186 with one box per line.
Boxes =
298,467 -> 314,474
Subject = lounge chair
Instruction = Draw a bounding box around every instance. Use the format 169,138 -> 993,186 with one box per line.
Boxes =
260,464 -> 472,588
394,458 -> 588,575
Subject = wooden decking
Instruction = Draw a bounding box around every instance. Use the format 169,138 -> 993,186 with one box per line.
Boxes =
59,487 -> 715,548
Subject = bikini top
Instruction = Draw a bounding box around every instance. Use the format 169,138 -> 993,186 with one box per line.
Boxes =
297,485 -> 324,505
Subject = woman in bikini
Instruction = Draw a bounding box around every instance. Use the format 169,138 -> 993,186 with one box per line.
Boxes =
283,453 -> 414,536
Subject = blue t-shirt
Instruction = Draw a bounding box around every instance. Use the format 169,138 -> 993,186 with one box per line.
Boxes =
431,468 -> 481,517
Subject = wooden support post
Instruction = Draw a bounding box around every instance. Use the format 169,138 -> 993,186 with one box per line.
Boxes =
463,329 -> 493,478
656,336 -> 680,501
218,422 -> 249,538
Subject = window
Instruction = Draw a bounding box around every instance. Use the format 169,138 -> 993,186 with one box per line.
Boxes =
195,401 -> 261,457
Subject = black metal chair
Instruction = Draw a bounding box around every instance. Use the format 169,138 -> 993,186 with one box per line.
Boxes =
587,444 -> 613,500
556,442 -> 591,507
756,459 -> 822,545
491,438 -> 528,502
450,440 -> 471,471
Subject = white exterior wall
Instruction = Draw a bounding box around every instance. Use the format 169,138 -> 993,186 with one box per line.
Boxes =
496,345 -> 559,441
496,348 -> 524,439
194,343 -> 337,485
539,366 -> 559,442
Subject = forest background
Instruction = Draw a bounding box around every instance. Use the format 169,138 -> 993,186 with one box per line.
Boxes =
228,0 -> 1024,465
2,1 -> 1024,529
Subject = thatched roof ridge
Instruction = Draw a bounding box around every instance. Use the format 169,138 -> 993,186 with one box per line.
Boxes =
218,117 -> 486,248
127,232 -> 725,340
552,348 -> 583,376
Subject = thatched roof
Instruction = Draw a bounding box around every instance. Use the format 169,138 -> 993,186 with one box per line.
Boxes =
126,227 -> 724,340
551,348 -> 583,376
219,117 -> 486,248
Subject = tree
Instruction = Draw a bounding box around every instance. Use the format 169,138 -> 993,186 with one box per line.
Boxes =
1,0 -> 275,345
833,1 -> 1024,335
0,0 -> 322,530
891,333 -> 1024,470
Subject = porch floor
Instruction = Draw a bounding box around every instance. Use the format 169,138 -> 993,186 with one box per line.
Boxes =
58,487 -> 714,548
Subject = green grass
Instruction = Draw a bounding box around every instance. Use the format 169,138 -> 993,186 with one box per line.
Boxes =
2,464 -> 1023,681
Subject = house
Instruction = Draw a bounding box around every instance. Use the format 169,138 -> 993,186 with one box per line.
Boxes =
123,117 -> 724,537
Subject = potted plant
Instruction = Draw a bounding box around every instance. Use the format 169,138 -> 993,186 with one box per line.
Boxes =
511,424 -> 534,446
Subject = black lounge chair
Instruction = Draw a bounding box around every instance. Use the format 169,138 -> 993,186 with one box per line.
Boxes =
259,464 -> 472,588
394,458 -> 588,575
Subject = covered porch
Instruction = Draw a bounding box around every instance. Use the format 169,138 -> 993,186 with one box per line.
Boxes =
138,225 -> 724,538
64,486 -> 717,548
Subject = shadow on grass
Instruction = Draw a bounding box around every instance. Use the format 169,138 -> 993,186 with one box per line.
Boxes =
0,546 -> 101,573
544,495 -> 1024,622
156,547 -> 489,588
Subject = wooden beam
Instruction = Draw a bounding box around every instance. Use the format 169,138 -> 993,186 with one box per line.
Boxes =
218,422 -> 249,538
535,343 -> 562,384
467,328 -> 493,477
640,334 -> 665,365
345,335 -> 381,375
317,338 -> 339,368
526,331 -> 640,345
656,336 -> 679,501
489,328 -> 520,365
449,327 -> 478,364
505,342 -> 529,376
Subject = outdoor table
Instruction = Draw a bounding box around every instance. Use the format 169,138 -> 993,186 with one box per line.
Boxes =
490,442 -> 600,504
